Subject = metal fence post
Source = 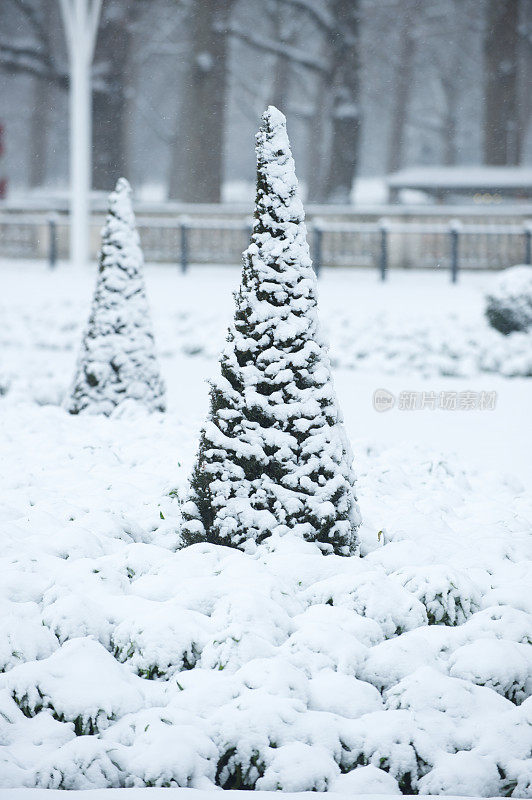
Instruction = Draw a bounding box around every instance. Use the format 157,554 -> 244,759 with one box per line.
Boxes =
524,223 -> 532,266
48,214 -> 58,269
449,219 -> 461,283
378,218 -> 389,281
179,217 -> 189,274
313,221 -> 323,278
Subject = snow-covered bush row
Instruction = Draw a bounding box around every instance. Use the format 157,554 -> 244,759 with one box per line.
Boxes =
485,265 -> 532,335
1,544 -> 531,793
0,401 -> 531,795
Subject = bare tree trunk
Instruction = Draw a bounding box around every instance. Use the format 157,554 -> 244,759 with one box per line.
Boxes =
443,111 -> 458,166
519,3 -> 532,153
269,50 -> 290,113
177,0 -> 233,203
268,1 -> 294,112
441,77 -> 459,166
92,1 -> 132,190
307,72 -> 330,202
323,0 -> 361,203
168,93 -> 186,201
28,74 -> 49,187
483,0 -> 520,165
386,0 -> 421,175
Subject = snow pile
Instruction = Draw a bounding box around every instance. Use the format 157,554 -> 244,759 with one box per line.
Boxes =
485,265 -> 532,336
0,397 -> 531,794
65,178 -> 166,415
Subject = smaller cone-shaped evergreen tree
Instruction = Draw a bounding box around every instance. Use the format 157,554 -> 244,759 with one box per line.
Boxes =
182,107 -> 360,555
65,178 -> 165,415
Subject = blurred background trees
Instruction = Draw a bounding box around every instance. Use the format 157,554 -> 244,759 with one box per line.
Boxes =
0,0 -> 531,203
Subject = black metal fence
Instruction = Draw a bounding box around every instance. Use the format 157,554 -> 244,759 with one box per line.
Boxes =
311,219 -> 532,282
1,213 -> 531,282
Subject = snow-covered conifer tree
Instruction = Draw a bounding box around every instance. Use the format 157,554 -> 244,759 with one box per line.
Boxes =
182,107 -> 360,555
65,178 -> 165,415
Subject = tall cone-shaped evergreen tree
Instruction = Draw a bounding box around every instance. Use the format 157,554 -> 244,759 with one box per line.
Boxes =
65,178 -> 165,415
182,107 -> 360,555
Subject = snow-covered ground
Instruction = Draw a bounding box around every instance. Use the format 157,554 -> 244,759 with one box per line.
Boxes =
0,262 -> 531,795
0,792 -> 517,800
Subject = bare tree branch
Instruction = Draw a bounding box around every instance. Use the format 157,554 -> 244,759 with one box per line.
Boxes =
0,40 -> 67,85
273,0 -> 334,34
228,25 -> 329,74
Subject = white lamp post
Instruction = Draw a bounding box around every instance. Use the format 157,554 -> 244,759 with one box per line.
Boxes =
59,0 -> 102,267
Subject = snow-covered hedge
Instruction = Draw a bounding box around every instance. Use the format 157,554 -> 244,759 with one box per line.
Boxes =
485,265 -> 532,335
1,462 -> 531,796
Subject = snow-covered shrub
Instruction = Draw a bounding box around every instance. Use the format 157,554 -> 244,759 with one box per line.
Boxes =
2,639 -> 153,734
457,605 -> 532,645
394,564 -> 481,626
359,626 -> 453,691
256,741 -> 338,791
485,265 -> 532,335
111,604 -> 211,679
0,601 -> 58,672
449,639 -> 532,704
418,750 -> 502,796
210,697 -> 346,791
0,688 -> 75,787
296,603 -> 384,649
383,664 -> 515,761
209,685 -> 306,789
234,656 -> 307,701
482,572 -> 532,616
103,708 -> 218,788
65,178 -> 165,415
182,106 -> 360,555
339,709 -> 430,793
200,590 -> 291,672
41,593 -> 112,646
34,736 -> 123,789
499,757 -> 532,798
303,570 -> 428,640
331,764 -> 401,794
212,710 -> 276,788
282,611 -> 369,677
215,744 -> 267,790
307,669 -> 383,718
